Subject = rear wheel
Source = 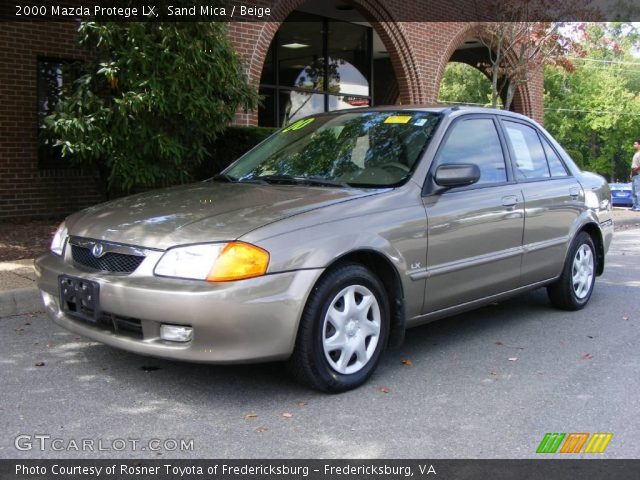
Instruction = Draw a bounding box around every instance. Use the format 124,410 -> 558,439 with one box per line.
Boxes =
287,263 -> 389,392
547,232 -> 596,311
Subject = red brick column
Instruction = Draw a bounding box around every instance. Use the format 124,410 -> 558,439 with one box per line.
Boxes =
0,22 -> 102,220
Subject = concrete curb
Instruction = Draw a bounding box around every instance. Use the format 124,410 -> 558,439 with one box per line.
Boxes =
0,287 -> 43,317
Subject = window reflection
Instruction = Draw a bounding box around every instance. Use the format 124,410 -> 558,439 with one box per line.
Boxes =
37,58 -> 74,169
259,12 -> 372,128
434,119 -> 507,185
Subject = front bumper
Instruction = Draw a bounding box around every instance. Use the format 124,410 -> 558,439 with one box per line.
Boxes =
35,252 -> 322,363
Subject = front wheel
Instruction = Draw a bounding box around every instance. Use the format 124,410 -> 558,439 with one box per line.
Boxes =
547,232 -> 596,311
287,263 -> 389,392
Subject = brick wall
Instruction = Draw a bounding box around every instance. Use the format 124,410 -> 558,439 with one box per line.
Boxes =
0,21 -> 103,220
1,0 -> 545,219
228,3 -> 543,125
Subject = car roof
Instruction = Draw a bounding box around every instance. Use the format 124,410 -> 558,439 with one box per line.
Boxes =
328,104 -> 534,122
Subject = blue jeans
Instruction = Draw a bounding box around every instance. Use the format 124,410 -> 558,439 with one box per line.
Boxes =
633,175 -> 640,209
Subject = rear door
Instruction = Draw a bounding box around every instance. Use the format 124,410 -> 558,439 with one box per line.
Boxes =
421,115 -> 525,313
499,118 -> 583,284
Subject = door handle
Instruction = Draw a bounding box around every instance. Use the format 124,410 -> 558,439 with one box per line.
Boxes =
502,195 -> 519,207
569,187 -> 581,199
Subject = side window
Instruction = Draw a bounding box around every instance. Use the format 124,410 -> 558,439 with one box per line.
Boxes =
434,118 -> 507,185
503,121 -> 550,179
541,136 -> 568,177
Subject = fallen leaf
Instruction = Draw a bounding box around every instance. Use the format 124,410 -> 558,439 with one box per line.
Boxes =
401,359 -> 413,366
255,426 -> 268,433
35,362 -> 45,367
508,357 -> 518,362
140,365 -> 160,372
583,353 -> 593,360
296,401 -> 307,407
244,412 -> 258,419
495,341 -> 524,350
378,385 -> 390,394
281,412 -> 293,418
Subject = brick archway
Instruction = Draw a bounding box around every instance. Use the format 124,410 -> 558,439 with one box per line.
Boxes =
229,0 -> 423,124
432,22 -> 541,122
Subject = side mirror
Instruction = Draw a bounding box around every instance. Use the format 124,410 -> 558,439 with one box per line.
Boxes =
434,163 -> 481,188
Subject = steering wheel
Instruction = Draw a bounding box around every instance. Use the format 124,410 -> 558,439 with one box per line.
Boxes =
380,162 -> 410,174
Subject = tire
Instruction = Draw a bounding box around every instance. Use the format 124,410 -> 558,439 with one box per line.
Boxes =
547,232 -> 597,311
287,263 -> 389,393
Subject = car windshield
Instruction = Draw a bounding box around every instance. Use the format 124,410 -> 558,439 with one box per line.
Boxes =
223,111 -> 442,187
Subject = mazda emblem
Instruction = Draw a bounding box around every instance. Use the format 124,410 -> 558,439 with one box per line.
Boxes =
92,243 -> 104,258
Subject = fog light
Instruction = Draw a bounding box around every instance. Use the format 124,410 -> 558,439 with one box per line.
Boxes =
160,324 -> 193,343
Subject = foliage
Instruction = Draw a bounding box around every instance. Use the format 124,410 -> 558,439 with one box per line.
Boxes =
437,62 -> 496,106
544,23 -> 640,180
474,0 -> 588,109
43,18 -> 259,192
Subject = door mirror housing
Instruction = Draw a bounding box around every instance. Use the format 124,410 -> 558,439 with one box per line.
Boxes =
434,163 -> 481,188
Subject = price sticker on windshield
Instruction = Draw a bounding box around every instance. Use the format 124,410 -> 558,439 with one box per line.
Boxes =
282,118 -> 315,132
384,115 -> 412,124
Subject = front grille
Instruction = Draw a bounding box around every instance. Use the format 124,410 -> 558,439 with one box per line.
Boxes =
97,313 -> 143,339
71,245 -> 144,273
68,311 -> 143,339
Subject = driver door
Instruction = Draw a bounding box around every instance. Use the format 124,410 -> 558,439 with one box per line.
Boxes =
421,115 -> 525,313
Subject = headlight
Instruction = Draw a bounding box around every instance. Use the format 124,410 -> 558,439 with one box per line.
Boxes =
50,221 -> 68,256
154,242 -> 269,282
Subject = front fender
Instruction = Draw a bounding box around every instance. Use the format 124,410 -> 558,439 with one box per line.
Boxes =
244,204 -> 429,319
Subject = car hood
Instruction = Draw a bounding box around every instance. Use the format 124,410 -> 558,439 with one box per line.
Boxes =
66,182 -> 382,250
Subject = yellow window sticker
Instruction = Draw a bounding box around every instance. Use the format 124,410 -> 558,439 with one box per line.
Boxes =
384,115 -> 412,124
282,118 -> 315,132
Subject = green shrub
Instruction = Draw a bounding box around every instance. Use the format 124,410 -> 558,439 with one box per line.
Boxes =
44,21 -> 259,193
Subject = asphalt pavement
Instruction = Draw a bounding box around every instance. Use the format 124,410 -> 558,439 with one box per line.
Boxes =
0,229 -> 638,459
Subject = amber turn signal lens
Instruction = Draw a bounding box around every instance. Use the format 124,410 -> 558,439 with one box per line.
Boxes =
207,242 -> 269,282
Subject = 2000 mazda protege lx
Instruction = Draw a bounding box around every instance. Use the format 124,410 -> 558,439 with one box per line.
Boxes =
36,107 -> 613,392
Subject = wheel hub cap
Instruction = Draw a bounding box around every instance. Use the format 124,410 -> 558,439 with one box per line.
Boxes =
322,284 -> 381,375
572,244 -> 594,300
345,320 -> 358,337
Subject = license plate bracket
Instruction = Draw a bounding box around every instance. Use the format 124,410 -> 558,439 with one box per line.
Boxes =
59,275 -> 101,323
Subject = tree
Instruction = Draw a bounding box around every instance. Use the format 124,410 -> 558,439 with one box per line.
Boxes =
437,62 -> 496,106
474,0 -> 586,109
544,23 -> 640,180
44,20 -> 258,193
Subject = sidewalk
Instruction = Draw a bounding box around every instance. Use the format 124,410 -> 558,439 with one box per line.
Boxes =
0,259 -> 42,317
0,259 -> 43,317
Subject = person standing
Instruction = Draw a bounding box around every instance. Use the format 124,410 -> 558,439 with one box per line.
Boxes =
632,140 -> 640,211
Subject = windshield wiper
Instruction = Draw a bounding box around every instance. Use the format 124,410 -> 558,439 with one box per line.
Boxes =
210,173 -> 236,183
210,174 -> 268,185
256,175 -> 350,188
